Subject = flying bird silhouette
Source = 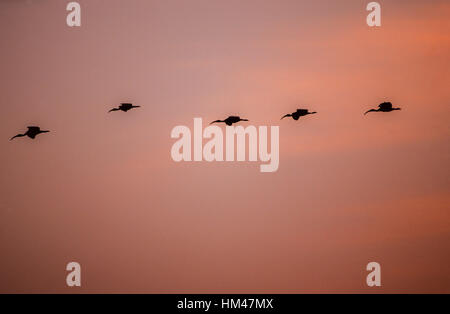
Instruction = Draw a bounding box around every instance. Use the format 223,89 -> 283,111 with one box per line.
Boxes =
108,103 -> 141,113
281,109 -> 317,120
10,126 -> 50,141
210,116 -> 249,126
364,102 -> 401,115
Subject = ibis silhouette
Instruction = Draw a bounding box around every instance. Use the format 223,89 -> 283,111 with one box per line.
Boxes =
210,116 -> 249,126
281,109 -> 317,120
108,103 -> 141,113
10,126 -> 50,141
365,102 -> 401,115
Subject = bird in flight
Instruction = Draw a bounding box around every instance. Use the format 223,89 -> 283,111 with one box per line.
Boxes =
210,116 -> 249,126
281,109 -> 317,120
10,126 -> 50,141
364,102 -> 401,115
108,103 -> 141,113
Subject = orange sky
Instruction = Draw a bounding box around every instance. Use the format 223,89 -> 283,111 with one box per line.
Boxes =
0,0 -> 449,293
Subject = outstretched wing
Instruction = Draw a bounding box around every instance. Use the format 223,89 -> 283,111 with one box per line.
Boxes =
10,134 -> 23,141
225,116 -> 239,124
379,102 -> 392,110
120,103 -> 133,109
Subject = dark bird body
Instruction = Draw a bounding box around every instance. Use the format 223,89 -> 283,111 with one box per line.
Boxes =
10,126 -> 50,141
281,109 -> 317,120
210,116 -> 249,126
108,103 -> 141,113
365,102 -> 401,115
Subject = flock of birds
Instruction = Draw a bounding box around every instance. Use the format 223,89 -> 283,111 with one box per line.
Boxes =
9,101 -> 401,140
